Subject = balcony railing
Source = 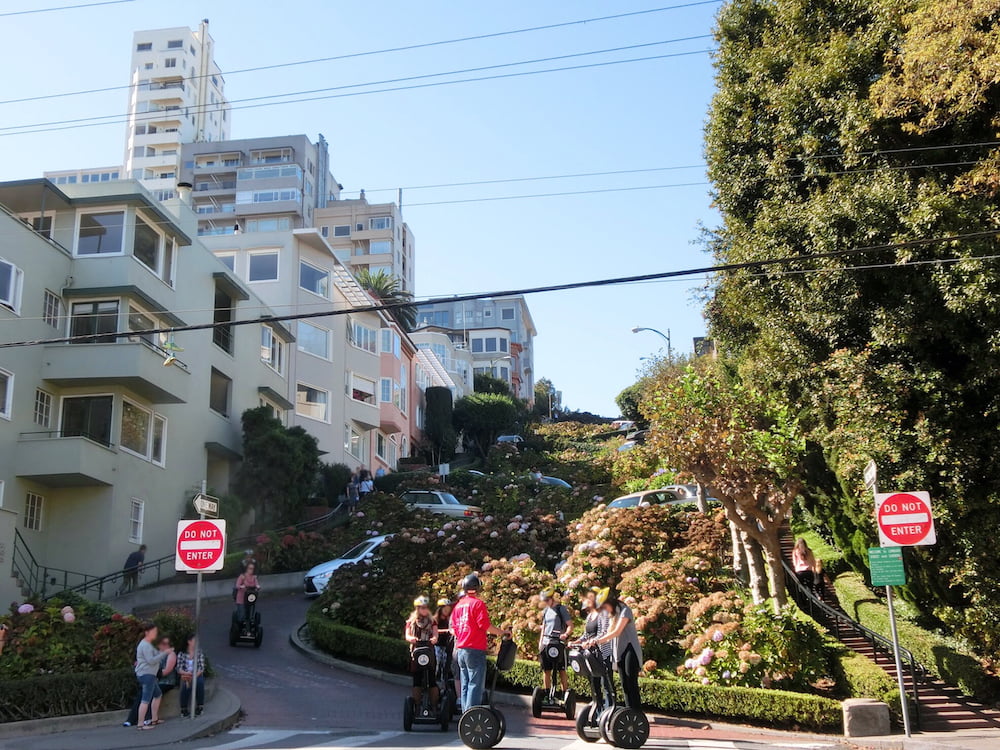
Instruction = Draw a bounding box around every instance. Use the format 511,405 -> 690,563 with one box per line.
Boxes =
19,429 -> 112,447
149,80 -> 185,92
195,180 -> 236,191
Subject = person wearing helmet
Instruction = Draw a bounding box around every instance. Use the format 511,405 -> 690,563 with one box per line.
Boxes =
591,588 -> 643,710
435,598 -> 458,706
538,589 -> 572,695
404,596 -> 439,709
582,587 -> 614,712
450,573 -> 508,711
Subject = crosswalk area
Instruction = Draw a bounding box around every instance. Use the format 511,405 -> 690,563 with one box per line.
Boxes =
186,728 -> 846,750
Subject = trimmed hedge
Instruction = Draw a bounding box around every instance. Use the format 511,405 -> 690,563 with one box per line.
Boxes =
0,668 -> 134,723
831,646 -> 900,714
833,573 -> 1000,702
306,604 -> 842,732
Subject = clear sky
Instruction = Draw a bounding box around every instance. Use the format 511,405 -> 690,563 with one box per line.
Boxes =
0,0 -> 719,416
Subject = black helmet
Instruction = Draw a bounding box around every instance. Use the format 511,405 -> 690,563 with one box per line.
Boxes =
462,573 -> 481,592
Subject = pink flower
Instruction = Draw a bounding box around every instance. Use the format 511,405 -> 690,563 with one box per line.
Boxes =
63,612 -> 76,623
712,630 -> 725,642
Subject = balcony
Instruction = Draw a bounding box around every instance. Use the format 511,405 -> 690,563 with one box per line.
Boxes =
347,397 -> 380,430
379,403 -> 406,435
41,341 -> 189,404
149,80 -> 185,92
195,180 -> 237,193
15,433 -> 117,487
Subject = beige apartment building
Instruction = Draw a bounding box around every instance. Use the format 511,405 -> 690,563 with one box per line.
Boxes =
0,178 -> 289,605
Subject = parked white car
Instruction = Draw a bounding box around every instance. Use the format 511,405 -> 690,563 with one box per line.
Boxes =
400,490 -> 483,518
303,534 -> 392,596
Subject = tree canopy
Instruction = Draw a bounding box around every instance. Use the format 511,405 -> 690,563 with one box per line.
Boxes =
453,392 -> 520,457
474,372 -> 513,396
354,268 -> 416,331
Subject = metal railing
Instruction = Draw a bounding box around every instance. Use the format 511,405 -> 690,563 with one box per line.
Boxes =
45,505 -> 347,602
12,530 -> 109,599
18,429 -> 114,448
783,559 -> 925,728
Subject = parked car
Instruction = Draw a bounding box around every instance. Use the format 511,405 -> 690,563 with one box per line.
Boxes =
624,430 -> 650,444
400,490 -> 484,518
538,475 -> 572,489
303,534 -> 392,596
496,435 -> 524,445
607,489 -> 687,509
611,420 -> 636,431
617,441 -> 637,453
466,469 -> 487,476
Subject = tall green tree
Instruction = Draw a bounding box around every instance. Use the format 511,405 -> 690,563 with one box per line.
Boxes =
235,407 -> 320,526
354,268 -> 417,331
423,386 -> 457,465
453,393 -> 520,457
474,373 -> 512,396
706,0 -> 1000,649
532,377 -> 561,418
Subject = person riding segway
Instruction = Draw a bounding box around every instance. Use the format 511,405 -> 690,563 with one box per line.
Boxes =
435,598 -> 459,716
230,563 -> 263,648
403,596 -> 451,731
532,589 -> 575,720
571,587 -> 616,741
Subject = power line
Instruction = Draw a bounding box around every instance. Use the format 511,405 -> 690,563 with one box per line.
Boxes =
406,181 -> 710,206
0,0 -> 136,17
3,230 -> 995,349
0,1 -> 721,105
0,38 -> 712,133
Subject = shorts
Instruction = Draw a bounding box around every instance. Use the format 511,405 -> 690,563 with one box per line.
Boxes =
540,641 -> 566,671
138,673 -> 162,703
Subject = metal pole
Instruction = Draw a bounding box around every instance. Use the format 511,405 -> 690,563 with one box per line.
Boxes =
886,585 -> 912,737
190,479 -> 207,721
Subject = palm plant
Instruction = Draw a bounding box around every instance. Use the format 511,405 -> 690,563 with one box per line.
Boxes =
354,268 -> 417,331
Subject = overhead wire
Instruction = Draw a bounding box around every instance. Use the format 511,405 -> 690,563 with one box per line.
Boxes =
2,230 -> 996,349
0,0 -> 137,17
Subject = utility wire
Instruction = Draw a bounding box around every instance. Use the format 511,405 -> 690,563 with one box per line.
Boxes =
0,39 -> 712,133
0,1 -> 721,104
0,0 -> 136,17
2,231 -> 995,349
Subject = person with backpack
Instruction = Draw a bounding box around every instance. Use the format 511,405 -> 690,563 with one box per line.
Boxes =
538,589 -> 572,696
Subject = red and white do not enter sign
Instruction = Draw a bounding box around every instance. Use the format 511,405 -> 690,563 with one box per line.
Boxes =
875,492 -> 936,547
175,519 -> 227,572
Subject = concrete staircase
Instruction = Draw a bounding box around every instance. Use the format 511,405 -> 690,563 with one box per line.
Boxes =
779,526 -> 1000,732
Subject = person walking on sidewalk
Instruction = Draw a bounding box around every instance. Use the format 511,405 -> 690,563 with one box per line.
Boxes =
133,622 -> 163,730
450,573 -> 508,711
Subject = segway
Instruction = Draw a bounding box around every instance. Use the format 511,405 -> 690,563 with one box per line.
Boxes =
404,641 -> 452,732
531,635 -> 576,719
229,586 -> 263,648
458,637 -> 516,749
568,644 -> 613,742
436,641 -> 460,718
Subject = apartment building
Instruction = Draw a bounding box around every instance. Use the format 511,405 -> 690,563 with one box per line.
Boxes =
44,167 -> 122,187
313,197 -> 415,292
413,296 -> 537,401
195,224 -> 390,470
409,327 -> 474,399
0,178 -> 288,604
179,134 -> 337,238
123,21 -> 230,201
374,321 -> 416,473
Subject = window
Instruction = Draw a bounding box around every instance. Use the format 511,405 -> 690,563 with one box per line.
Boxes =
43,291 -> 62,328
381,329 -> 401,357
260,325 -> 284,374
370,240 -> 392,254
351,374 -> 377,405
320,226 -> 329,238
501,366 -> 510,381
24,492 -> 43,531
0,480 -> 4,508
144,62 -> 153,69
376,432 -> 387,460
485,337 -> 498,353
129,498 -> 144,543
151,415 -> 166,466
137,42 -> 152,51
248,251 -> 279,282
296,383 -> 329,422
70,301 -> 119,344
213,287 -> 234,353
471,338 -> 484,353
0,368 -> 11,420
166,39 -> 183,49
345,424 -> 367,460
351,322 -> 377,354
259,397 -> 284,422
246,217 -> 291,233
333,225 -> 351,237
370,216 -> 392,230
484,309 -> 492,318
297,321 -> 330,359
399,364 -> 408,412
216,253 -> 236,271
77,211 -> 125,255
209,368 -> 232,416
299,261 -> 329,298
164,57 -> 177,68
236,189 -> 301,204
21,214 -> 52,237
0,259 -> 24,314
33,389 -> 52,427
380,378 -> 392,403
416,310 -> 450,328
132,213 -> 164,275
500,338 -> 508,352
61,395 -> 113,445
120,399 -> 151,457
501,307 -> 515,321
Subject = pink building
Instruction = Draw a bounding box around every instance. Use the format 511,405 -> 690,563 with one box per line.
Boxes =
374,322 -> 416,473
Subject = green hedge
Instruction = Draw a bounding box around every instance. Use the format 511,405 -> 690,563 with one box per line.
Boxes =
0,668 -> 135,723
833,573 -> 1000,702
831,645 -> 900,715
307,604 -> 842,732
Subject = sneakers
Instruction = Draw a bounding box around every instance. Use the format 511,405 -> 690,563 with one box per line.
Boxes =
196,706 -> 204,716
180,711 -> 190,718
122,721 -> 132,727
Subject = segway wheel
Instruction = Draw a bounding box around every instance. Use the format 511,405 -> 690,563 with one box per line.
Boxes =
564,691 -> 576,720
254,612 -> 261,626
458,706 -> 502,749
439,696 -> 452,732
496,709 -> 507,743
403,697 -> 415,732
576,706 -> 599,743
228,621 -> 238,647
600,706 -> 622,745
254,625 -> 263,648
531,687 -> 544,718
607,707 -> 649,749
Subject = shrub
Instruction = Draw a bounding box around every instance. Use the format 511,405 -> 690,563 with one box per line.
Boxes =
831,644 -> 900,714
0,668 -> 135,722
306,604 -> 410,671
833,573 -> 1000,702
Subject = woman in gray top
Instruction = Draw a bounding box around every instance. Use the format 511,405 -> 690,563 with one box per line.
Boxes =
592,589 -> 643,710
134,622 -> 163,729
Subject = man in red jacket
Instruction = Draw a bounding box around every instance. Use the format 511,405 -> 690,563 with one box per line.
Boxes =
451,573 -> 507,710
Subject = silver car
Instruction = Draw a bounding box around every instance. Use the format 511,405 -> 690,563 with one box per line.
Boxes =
303,534 -> 392,596
400,490 -> 484,518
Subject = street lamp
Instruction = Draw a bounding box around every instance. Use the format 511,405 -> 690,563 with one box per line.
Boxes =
632,326 -> 671,360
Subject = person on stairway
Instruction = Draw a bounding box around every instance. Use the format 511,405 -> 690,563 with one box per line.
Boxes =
792,538 -> 824,597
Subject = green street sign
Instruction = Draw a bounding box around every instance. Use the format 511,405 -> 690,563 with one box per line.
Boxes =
869,547 -> 906,586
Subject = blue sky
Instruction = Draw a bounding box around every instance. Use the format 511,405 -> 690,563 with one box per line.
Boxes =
1,0 -> 719,416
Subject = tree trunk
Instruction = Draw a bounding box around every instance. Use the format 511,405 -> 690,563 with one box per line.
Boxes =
741,530 -> 769,604
696,483 -> 709,513
760,532 -> 787,611
730,519 -> 747,585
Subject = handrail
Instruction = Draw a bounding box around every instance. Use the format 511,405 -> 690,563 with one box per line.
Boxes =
46,504 -> 346,602
782,558 -> 924,728
12,530 -> 108,599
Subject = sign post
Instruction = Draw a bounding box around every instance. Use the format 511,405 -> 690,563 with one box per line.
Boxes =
176,484 -> 227,720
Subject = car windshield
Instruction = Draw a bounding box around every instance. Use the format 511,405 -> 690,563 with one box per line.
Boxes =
439,493 -> 461,505
340,541 -> 373,559
609,496 -> 639,508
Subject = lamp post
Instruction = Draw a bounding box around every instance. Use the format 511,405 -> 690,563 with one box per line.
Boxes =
631,326 -> 671,359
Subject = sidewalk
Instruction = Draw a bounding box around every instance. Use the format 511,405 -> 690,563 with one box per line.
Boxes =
846,730 -> 1000,750
0,686 -> 241,750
